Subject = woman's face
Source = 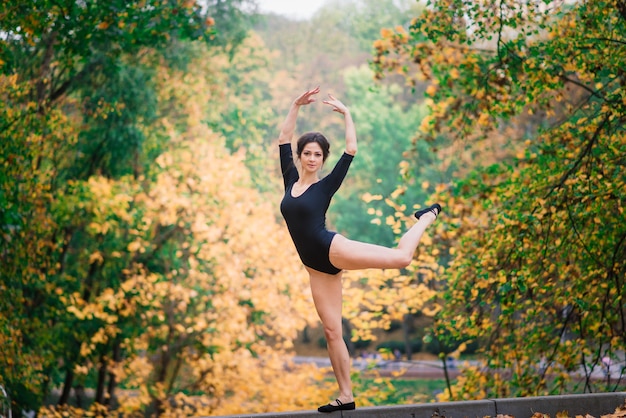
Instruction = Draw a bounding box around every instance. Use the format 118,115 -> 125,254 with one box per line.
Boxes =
299,142 -> 324,174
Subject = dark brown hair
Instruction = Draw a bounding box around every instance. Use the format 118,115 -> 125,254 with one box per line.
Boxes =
296,132 -> 330,162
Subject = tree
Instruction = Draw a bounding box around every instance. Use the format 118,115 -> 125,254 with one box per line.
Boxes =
58,132 -> 321,416
1,1 -> 313,414
373,0 -> 626,398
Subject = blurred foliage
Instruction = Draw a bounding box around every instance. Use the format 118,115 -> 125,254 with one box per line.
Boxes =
3,0 -> 624,415
330,65 -> 429,247
374,0 -> 626,400
0,0 -> 325,416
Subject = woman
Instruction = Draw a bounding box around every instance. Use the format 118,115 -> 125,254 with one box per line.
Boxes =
278,87 -> 441,413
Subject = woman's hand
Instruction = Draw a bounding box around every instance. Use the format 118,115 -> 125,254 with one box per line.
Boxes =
323,93 -> 357,155
322,94 -> 349,115
294,86 -> 320,106
279,86 -> 320,145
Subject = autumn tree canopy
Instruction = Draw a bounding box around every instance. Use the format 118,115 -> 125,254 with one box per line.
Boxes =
4,0 -> 624,414
373,0 -> 626,399
0,1 -> 331,416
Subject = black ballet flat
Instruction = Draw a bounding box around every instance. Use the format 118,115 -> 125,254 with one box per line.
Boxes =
318,399 -> 356,413
414,203 -> 442,219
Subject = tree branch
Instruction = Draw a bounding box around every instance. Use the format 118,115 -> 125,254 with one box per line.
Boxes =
564,199 -> 606,269
36,30 -> 58,107
48,59 -> 104,105
545,113 -> 610,199
586,37 -> 626,46
609,231 -> 626,339
560,75 -> 605,101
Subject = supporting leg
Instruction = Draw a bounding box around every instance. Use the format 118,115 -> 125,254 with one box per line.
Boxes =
308,268 -> 354,405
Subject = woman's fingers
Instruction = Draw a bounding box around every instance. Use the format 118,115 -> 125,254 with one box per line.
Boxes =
295,86 -> 320,105
296,88 -> 347,112
322,94 -> 347,114
305,86 -> 320,96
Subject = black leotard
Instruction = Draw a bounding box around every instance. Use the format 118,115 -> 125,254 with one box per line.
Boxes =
279,143 -> 354,274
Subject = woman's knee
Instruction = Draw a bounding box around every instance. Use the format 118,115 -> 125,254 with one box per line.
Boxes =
322,323 -> 344,343
395,252 -> 413,269
385,250 -> 413,269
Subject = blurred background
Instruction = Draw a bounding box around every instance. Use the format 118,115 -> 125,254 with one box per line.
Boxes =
1,0 -> 624,416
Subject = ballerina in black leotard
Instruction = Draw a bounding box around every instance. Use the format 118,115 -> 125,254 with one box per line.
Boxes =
280,134 -> 353,275
278,87 -> 441,413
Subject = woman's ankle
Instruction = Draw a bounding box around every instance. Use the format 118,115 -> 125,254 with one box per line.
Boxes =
337,394 -> 354,403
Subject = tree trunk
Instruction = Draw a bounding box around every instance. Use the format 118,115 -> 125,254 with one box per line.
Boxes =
95,354 -> 107,405
402,314 -> 413,360
105,341 -> 121,406
442,354 -> 453,398
58,367 -> 74,405
75,385 -> 85,408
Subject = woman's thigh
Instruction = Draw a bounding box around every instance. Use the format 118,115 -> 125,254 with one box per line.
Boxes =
308,267 -> 344,332
328,235 -> 408,271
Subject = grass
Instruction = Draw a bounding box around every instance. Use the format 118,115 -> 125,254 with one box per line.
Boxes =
387,378 -> 449,400
352,377 -> 452,405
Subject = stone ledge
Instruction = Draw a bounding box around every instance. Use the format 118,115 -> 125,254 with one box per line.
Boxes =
493,393 -> 626,417
210,392 -> 626,418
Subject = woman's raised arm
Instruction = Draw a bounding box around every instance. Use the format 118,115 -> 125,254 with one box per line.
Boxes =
323,94 -> 357,156
278,86 -> 320,145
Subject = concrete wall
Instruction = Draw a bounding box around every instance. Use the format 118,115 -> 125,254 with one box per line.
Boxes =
210,392 -> 626,418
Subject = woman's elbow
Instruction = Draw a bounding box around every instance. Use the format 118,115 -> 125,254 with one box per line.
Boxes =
278,131 -> 291,145
345,146 -> 357,156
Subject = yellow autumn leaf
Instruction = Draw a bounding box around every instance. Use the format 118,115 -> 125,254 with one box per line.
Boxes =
426,84 -> 437,96
127,240 -> 141,252
89,251 -> 104,264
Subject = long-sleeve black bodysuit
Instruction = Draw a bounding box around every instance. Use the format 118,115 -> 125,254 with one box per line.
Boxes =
279,143 -> 354,274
